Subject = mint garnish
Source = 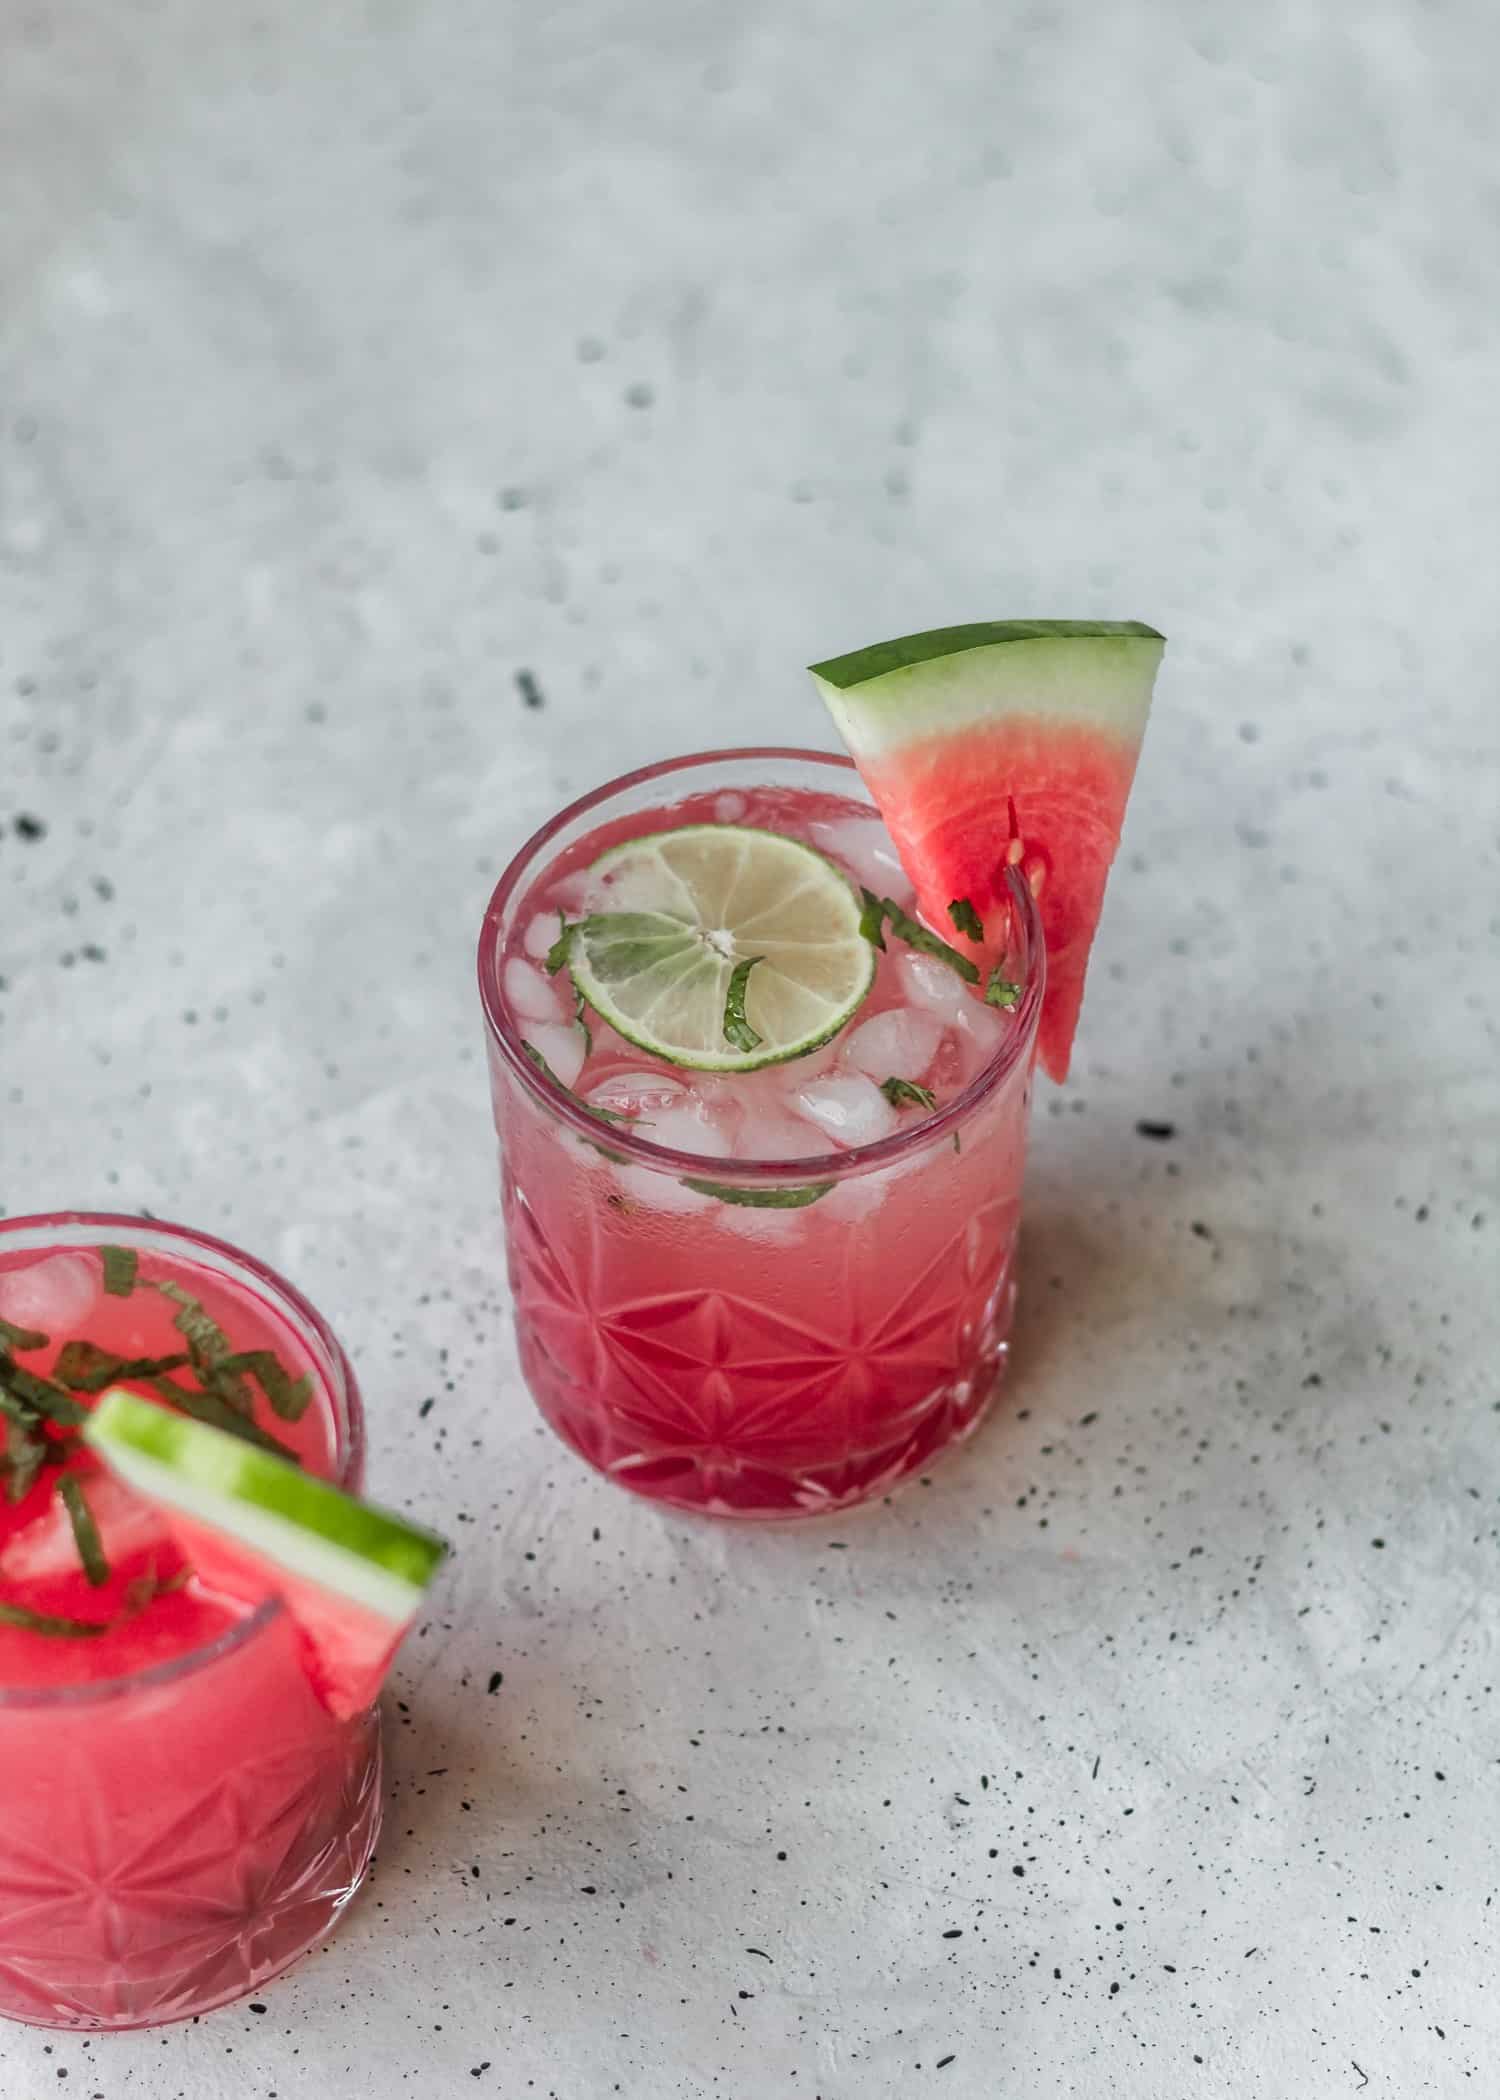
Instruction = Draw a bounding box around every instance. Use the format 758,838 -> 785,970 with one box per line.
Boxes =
723,955 -> 764,1054
146,1375 -> 298,1459
0,1316 -> 48,1354
0,1600 -> 110,1639
1,1399 -> 49,1504
948,898 -> 983,943
523,1039 -> 639,1127
879,1076 -> 937,1112
0,1356 -> 88,1427
573,983 -> 593,1059
54,1342 -> 190,1393
878,899 -> 980,984
544,914 -> 575,976
101,1245 -> 138,1296
984,967 -> 1021,1009
215,1350 -> 314,1423
58,1474 -> 109,1587
858,887 -> 887,951
151,1281 -> 253,1417
680,1178 -> 836,1210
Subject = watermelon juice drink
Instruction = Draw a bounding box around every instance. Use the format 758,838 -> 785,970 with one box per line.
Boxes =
0,1216 -> 379,2029
479,750 -> 1043,1518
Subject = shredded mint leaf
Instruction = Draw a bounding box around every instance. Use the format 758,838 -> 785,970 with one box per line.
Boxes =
880,899 -> 980,984
0,1356 -> 88,1427
100,1245 -> 138,1296
573,984 -> 593,1060
58,1474 -> 110,1588
0,1316 -> 48,1354
216,1349 -> 314,1423
858,887 -> 887,950
53,1341 -> 191,1393
723,955 -> 764,1054
948,898 -> 984,943
879,1075 -> 937,1112
680,1178 -> 836,1210
1,1404 -> 48,1504
0,1600 -> 111,1639
151,1282 -> 253,1416
984,967 -> 1021,1009
577,910 -> 694,983
523,1039 -> 639,1127
147,1376 -> 299,1461
544,914 -> 575,976
951,1131 -> 962,1155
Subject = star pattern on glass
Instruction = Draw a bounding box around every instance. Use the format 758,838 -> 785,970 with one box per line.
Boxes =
505,1169 -> 1021,1507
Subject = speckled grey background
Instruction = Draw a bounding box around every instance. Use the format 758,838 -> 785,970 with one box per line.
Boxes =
2,0 -> 1498,2093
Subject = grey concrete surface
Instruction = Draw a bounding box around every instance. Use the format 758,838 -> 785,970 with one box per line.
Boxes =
2,1 -> 1497,2093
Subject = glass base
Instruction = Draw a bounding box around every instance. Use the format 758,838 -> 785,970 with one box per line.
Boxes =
0,1715 -> 382,2031
523,1275 -> 1017,1519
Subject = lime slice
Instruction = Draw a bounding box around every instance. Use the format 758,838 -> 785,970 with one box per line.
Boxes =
569,824 -> 877,1072
84,1389 -> 447,1626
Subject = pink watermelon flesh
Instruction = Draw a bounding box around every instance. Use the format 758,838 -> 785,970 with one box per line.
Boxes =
166,1511 -> 407,1721
810,622 -> 1163,1082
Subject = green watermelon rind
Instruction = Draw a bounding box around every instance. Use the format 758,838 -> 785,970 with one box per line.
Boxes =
85,1388 -> 447,1626
810,621 -> 1164,759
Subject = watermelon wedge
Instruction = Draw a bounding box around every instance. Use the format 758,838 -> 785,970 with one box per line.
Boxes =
84,1389 -> 449,1719
809,619 -> 1164,1082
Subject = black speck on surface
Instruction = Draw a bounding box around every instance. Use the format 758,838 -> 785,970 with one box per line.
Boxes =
486,1670 -> 503,1694
624,381 -> 655,408
1135,1119 -> 1176,1140
14,813 -> 47,842
516,669 -> 545,710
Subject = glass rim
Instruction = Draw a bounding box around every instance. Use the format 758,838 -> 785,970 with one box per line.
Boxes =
0,1210 -> 363,1710
477,745 -> 1045,1180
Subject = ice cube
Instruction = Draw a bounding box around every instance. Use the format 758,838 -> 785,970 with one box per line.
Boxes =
713,792 -> 748,822
842,1008 -> 944,1084
794,1074 -> 900,1149
897,948 -> 972,1022
504,957 -> 565,1023
526,1021 -> 587,1089
717,1203 -> 803,1243
732,1109 -> 829,1162
0,1252 -> 100,1338
611,1166 -> 715,1216
587,1070 -> 689,1120
640,1102 -> 733,1160
522,912 -> 565,962
809,815 -> 912,901
817,1170 -> 889,1223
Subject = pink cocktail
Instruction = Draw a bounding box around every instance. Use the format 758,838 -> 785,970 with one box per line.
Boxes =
0,1215 -> 379,2029
479,750 -> 1042,1517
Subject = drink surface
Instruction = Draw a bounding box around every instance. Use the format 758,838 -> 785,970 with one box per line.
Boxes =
502,785 -> 1021,1157
0,1240 -> 335,1690
490,781 -> 1035,1516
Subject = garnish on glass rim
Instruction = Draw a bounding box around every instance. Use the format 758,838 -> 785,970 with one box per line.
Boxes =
948,898 -> 984,943
722,955 -> 764,1055
879,1076 -> 937,1112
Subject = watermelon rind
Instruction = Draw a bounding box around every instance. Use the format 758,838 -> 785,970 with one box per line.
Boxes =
85,1389 -> 447,1626
810,621 -> 1163,756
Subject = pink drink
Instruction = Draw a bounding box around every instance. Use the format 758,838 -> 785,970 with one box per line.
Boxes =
0,1216 -> 378,2030
479,751 -> 1042,1517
